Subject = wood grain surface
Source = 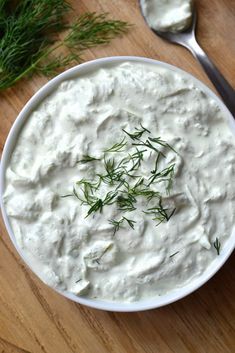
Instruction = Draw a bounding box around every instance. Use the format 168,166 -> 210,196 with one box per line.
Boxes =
0,1 -> 235,352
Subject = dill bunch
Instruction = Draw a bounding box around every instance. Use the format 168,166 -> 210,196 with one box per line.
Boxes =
0,0 -> 130,90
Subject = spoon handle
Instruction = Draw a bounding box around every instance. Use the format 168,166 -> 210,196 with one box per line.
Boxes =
186,37 -> 235,117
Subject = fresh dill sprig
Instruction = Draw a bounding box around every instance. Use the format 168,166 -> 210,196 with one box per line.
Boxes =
116,194 -> 136,212
127,148 -> 147,173
60,185 -> 91,202
64,13 -> 130,51
103,157 -> 118,185
109,218 -> 123,234
144,197 -> 176,225
36,53 -> 79,77
0,0 -> 71,89
109,216 -> 136,235
122,123 -> 150,141
131,135 -> 176,162
0,2 -> 130,90
148,137 -> 177,154
86,191 -> 118,217
74,179 -> 100,205
132,138 -> 165,156
104,137 -> 127,153
98,157 -> 125,185
148,163 -> 175,191
213,238 -> 221,255
122,216 -> 136,229
86,199 -> 103,217
122,177 -> 159,202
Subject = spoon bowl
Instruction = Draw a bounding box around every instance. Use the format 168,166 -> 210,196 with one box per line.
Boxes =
152,6 -> 197,48
139,1 -> 235,117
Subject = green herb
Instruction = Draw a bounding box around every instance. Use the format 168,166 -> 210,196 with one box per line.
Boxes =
75,180 -> 99,205
122,217 -> 136,229
127,148 -> 147,172
60,181 -> 88,203
60,193 -> 74,198
104,158 -> 117,184
169,251 -> 179,258
95,243 -> 113,264
122,123 -> 150,141
98,157 -> 125,185
123,178 -> 159,202
86,191 -> 118,217
144,197 -> 176,225
104,138 -> 127,153
109,216 -> 136,235
148,164 -> 175,192
116,194 -> 136,212
0,1 -> 130,90
109,218 -> 123,235
86,199 -> 103,217
65,126 -> 177,233
133,138 -> 164,156
78,155 -> 100,163
148,137 -> 177,154
213,238 -> 221,255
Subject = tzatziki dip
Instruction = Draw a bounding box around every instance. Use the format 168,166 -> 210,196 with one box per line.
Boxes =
140,0 -> 193,32
3,61 -> 235,303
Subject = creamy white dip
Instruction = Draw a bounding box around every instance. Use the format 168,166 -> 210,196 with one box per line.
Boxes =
140,0 -> 193,32
3,62 -> 235,303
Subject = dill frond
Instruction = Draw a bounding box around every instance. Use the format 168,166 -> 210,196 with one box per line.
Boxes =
0,1 -> 130,90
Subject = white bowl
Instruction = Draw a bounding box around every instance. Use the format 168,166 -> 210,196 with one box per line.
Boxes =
1,56 -> 235,312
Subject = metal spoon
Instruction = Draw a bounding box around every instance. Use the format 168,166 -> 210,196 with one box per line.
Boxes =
140,3 -> 235,117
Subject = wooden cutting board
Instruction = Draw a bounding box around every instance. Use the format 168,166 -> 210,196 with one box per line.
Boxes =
0,1 -> 235,352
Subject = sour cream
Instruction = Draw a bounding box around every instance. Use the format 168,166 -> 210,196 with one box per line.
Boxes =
3,62 -> 235,303
140,0 -> 193,32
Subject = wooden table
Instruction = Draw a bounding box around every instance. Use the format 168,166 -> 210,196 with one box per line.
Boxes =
1,1 -> 235,352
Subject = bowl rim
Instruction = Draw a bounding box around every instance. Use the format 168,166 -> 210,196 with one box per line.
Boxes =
1,55 -> 235,312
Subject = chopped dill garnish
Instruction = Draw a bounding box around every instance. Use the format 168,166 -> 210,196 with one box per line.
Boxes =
122,123 -> 150,140
78,155 -> 100,163
104,138 -> 127,153
75,180 -> 98,205
109,216 -> 136,235
132,138 -> 165,156
116,194 -> 136,212
122,217 -> 136,229
148,164 -> 175,191
169,251 -> 179,258
86,191 -> 118,217
86,199 -> 103,217
63,125 -> 177,233
144,197 -> 176,225
128,148 -> 146,172
148,137 -> 177,154
60,193 -> 74,198
213,238 -> 221,255
109,218 -> 123,235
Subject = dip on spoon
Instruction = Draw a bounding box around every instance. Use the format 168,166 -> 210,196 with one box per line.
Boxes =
140,0 -> 193,32
139,0 -> 235,117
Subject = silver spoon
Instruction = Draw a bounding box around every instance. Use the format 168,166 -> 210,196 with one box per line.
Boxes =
140,3 -> 235,117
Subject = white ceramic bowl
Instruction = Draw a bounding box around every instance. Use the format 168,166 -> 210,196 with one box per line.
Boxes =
1,56 -> 235,312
